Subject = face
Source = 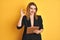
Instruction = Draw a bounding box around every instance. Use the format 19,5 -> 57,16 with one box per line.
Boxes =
29,5 -> 36,15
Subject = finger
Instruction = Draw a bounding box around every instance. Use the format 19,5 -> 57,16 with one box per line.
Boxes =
33,30 -> 36,33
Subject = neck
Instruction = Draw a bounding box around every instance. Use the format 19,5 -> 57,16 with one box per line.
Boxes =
30,14 -> 34,17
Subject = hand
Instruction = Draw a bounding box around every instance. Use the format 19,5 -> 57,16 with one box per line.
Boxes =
33,30 -> 40,34
20,9 -> 25,17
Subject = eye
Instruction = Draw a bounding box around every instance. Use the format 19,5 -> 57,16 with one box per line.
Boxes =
30,8 -> 33,9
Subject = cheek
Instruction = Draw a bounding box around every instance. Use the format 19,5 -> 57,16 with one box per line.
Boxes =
30,9 -> 36,13
34,10 -> 36,12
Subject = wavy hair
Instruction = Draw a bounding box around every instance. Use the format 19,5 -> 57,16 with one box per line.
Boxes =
26,2 -> 38,20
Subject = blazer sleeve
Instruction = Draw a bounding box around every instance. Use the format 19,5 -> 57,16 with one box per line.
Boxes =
38,16 -> 43,29
17,16 -> 25,29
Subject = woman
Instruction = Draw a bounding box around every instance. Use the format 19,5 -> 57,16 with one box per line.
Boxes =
17,2 -> 44,40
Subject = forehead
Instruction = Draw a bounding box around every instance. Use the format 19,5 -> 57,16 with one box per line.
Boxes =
30,5 -> 36,8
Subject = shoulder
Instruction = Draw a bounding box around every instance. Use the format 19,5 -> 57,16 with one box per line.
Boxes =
37,15 -> 43,22
23,15 -> 26,17
36,15 -> 43,21
37,15 -> 42,19
22,15 -> 27,20
23,15 -> 26,18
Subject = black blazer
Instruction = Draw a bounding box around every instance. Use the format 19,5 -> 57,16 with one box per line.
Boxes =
17,15 -> 43,34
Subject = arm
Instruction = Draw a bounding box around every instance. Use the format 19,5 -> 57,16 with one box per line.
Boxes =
33,16 -> 44,34
38,16 -> 44,33
17,9 -> 25,29
17,16 -> 24,29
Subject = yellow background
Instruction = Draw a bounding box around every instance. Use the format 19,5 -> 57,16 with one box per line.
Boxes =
0,0 -> 60,40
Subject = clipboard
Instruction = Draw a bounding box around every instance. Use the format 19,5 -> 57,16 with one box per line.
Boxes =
26,26 -> 39,34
